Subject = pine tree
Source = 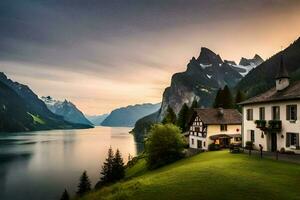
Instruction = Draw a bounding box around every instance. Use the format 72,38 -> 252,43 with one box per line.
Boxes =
100,147 -> 114,184
235,90 -> 246,104
60,189 -> 70,200
235,90 -> 246,112
162,106 -> 177,124
176,103 -> 189,132
213,88 -> 223,108
77,171 -> 91,196
190,98 -> 198,109
112,149 -> 125,181
222,85 -> 234,109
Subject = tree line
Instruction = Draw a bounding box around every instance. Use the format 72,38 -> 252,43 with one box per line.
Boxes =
59,147 -> 125,200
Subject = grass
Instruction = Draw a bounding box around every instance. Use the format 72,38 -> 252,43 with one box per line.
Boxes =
27,112 -> 46,125
79,151 -> 300,200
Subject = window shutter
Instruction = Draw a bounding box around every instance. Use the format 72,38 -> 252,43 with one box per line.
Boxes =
296,133 -> 299,147
295,106 -> 298,120
286,106 -> 290,120
286,133 -> 291,147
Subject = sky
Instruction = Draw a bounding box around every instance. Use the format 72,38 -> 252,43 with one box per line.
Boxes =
1,0 -> 300,115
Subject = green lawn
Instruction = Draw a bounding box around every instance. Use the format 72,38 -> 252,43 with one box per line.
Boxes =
79,151 -> 300,200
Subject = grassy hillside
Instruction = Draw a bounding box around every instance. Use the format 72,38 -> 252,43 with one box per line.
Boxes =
78,151 -> 300,200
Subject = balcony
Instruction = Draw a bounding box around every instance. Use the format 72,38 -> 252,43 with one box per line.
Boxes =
267,120 -> 282,132
255,120 -> 267,129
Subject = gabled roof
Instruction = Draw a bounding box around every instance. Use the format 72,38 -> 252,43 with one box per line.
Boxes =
193,108 -> 242,125
239,81 -> 300,105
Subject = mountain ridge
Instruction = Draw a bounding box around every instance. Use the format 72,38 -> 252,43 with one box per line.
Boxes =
101,103 -> 161,127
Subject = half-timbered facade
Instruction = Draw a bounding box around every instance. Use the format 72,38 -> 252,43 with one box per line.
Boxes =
189,108 -> 242,150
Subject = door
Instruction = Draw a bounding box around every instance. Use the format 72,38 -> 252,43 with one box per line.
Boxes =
197,140 -> 202,149
271,133 -> 277,152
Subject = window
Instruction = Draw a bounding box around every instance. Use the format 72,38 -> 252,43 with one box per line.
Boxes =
286,133 -> 299,147
191,138 -> 194,145
287,105 -> 297,121
220,124 -> 227,132
250,130 -> 255,142
197,140 -> 202,149
272,106 -> 280,120
203,141 -> 206,147
247,109 -> 253,121
259,107 -> 265,120
195,127 -> 200,132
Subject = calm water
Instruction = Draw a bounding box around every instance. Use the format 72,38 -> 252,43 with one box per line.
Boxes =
0,126 -> 139,200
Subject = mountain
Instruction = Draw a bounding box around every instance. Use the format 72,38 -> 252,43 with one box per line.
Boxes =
158,47 -> 243,120
85,114 -> 109,125
101,103 -> 161,127
225,54 -> 264,76
41,96 -> 93,126
0,72 -> 92,132
236,37 -> 300,98
0,81 -> 35,132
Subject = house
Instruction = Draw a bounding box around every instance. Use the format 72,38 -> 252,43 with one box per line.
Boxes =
239,55 -> 300,153
189,108 -> 242,150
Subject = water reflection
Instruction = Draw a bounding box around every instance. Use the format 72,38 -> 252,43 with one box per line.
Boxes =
0,126 -> 138,200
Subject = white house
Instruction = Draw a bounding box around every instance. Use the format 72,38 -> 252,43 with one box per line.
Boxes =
239,55 -> 300,153
189,108 -> 242,150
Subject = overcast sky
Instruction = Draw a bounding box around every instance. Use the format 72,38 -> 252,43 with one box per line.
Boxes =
1,0 -> 300,115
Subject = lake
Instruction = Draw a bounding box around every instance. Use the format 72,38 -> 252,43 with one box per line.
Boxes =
0,126 -> 139,200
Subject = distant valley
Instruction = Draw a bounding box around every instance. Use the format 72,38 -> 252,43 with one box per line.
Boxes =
101,103 -> 161,127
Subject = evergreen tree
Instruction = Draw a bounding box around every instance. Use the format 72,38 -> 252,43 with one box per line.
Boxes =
191,98 -> 198,109
60,189 -> 70,200
235,90 -> 246,104
176,103 -> 189,132
100,147 -> 114,184
77,171 -> 91,196
235,90 -> 246,112
213,88 -> 223,108
222,85 -> 234,109
112,149 -> 125,181
162,106 -> 177,124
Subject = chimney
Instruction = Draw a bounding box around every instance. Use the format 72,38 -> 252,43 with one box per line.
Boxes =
275,54 -> 290,91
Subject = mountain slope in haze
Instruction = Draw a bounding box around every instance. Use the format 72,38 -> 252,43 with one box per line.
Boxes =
0,73 -> 92,132
41,96 -> 93,126
236,37 -> 300,98
85,114 -> 109,125
101,103 -> 161,127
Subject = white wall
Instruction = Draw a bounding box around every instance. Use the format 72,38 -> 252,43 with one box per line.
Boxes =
189,135 -> 207,150
242,100 -> 300,152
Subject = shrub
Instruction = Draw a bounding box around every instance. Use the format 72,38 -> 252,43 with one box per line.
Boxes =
208,143 -> 220,151
280,147 -> 285,153
245,141 -> 253,150
145,123 -> 186,169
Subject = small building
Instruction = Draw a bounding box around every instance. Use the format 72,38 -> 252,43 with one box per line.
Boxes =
189,108 -> 242,150
239,55 -> 300,153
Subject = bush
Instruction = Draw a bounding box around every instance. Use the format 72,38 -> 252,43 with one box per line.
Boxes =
208,143 -> 220,151
245,141 -> 253,150
145,124 -> 186,169
280,147 -> 285,153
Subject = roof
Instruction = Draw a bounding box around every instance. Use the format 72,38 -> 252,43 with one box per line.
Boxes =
193,108 -> 242,125
276,54 -> 290,79
239,81 -> 300,105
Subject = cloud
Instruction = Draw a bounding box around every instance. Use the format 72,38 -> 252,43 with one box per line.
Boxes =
1,0 -> 300,114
